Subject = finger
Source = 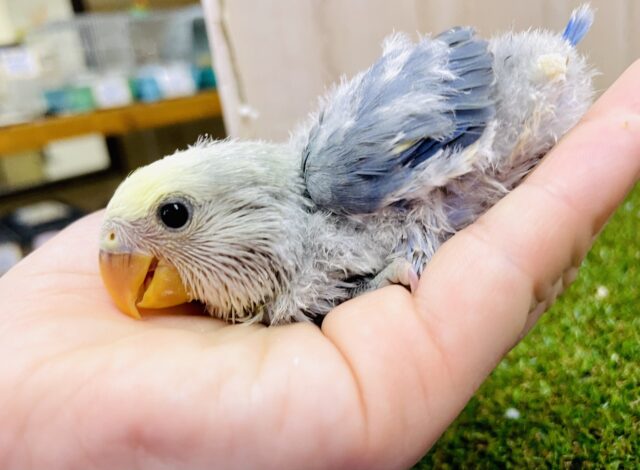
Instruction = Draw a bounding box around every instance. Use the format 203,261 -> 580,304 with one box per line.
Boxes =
322,59 -> 640,468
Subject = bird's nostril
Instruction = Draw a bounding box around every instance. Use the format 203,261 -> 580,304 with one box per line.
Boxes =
108,231 -> 116,242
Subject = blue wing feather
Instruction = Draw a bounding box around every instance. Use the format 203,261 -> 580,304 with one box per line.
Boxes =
302,28 -> 495,214
562,5 -> 594,46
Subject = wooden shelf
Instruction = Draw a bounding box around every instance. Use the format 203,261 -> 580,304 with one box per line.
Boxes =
0,90 -> 222,155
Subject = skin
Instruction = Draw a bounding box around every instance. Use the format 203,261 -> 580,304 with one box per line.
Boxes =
0,60 -> 639,470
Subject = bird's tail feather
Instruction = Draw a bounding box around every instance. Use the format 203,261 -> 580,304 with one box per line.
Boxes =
562,4 -> 594,46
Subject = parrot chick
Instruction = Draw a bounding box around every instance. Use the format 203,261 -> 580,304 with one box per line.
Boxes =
99,6 -> 595,324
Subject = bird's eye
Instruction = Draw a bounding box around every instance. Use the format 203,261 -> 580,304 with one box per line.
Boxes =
158,201 -> 190,229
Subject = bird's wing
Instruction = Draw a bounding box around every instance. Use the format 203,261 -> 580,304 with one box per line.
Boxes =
300,27 -> 495,215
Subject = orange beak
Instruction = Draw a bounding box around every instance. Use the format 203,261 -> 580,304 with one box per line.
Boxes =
99,251 -> 190,319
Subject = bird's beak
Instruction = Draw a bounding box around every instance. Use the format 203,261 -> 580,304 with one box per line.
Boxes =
99,251 -> 190,319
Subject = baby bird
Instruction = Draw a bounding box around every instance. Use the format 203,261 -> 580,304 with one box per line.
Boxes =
99,6 -> 594,324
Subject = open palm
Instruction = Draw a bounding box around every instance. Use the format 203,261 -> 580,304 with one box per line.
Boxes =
1,61 -> 639,470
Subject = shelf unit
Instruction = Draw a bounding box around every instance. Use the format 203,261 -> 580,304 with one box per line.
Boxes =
0,90 -> 222,155
0,91 -> 224,213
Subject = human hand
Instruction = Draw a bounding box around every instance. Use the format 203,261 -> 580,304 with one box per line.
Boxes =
1,60 -> 639,470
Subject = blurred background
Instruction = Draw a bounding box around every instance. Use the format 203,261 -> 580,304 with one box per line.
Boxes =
0,0 -> 638,466
1,0 -> 638,273
0,0 -> 221,272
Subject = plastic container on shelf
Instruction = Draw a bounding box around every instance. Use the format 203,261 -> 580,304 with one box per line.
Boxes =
0,46 -> 47,125
44,86 -> 95,115
17,5 -> 215,117
130,73 -> 162,102
91,74 -> 134,109
137,62 -> 197,100
28,13 -> 135,73
192,65 -> 216,90
27,5 -> 211,72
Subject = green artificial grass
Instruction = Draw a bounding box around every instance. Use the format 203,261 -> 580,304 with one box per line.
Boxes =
416,185 -> 640,468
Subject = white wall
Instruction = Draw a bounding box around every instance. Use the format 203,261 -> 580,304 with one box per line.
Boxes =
202,0 -> 640,141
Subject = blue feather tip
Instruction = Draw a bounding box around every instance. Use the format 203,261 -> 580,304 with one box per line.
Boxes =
562,4 -> 594,46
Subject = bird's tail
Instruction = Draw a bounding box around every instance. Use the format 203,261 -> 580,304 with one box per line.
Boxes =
562,4 -> 594,46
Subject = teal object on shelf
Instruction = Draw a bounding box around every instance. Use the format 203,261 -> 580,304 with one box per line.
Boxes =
44,87 -> 96,115
192,65 -> 216,90
130,76 -> 162,103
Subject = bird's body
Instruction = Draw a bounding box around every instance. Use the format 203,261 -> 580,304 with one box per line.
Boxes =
99,7 -> 595,324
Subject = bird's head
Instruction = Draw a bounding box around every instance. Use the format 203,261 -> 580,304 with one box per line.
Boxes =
99,140 -> 306,322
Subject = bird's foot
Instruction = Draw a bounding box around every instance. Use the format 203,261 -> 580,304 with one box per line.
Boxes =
368,259 -> 419,293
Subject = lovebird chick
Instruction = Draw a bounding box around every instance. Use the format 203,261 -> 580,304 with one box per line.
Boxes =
99,6 -> 595,324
